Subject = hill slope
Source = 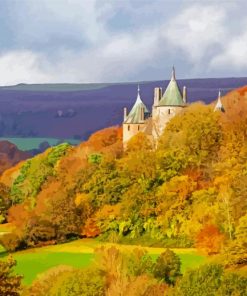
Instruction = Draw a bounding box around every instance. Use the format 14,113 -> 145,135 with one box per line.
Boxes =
1,77 -> 247,139
0,141 -> 30,175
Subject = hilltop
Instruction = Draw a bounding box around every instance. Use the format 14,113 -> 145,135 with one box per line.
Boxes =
1,77 -> 247,140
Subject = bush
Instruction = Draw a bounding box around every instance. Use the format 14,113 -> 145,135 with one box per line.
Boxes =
48,267 -> 105,296
27,224 -> 56,246
153,249 -> 181,285
126,248 -> 154,277
216,272 -> 247,296
0,232 -> 21,252
23,265 -> 74,296
168,263 -> 247,296
168,264 -> 223,296
0,257 -> 22,295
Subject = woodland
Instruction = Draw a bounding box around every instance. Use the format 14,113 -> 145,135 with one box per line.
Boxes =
0,86 -> 247,295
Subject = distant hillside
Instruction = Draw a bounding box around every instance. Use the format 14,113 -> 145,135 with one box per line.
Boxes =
0,77 -> 247,140
0,141 -> 30,175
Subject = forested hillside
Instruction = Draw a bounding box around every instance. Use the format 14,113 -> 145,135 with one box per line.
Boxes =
0,86 -> 246,259
0,86 -> 247,294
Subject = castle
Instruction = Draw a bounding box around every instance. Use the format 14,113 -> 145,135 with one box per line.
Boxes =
123,67 -> 187,146
123,67 -> 224,147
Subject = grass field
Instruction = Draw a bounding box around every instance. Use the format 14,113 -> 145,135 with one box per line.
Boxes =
0,137 -> 80,151
0,223 -> 14,237
0,239 -> 206,286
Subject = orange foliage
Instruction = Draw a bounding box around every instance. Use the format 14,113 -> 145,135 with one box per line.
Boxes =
0,161 -> 24,187
87,126 -> 122,148
196,224 -> 225,255
82,218 -> 100,238
7,202 -> 32,236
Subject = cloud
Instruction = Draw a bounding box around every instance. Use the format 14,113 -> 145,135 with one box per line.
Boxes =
0,51 -> 53,85
0,29 -> 161,85
210,29 -> 247,70
163,4 -> 227,62
0,0 -> 247,85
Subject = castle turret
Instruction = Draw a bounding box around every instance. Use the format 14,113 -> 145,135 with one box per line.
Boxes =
122,85 -> 150,146
151,67 -> 187,141
214,90 -> 225,112
158,67 -> 184,106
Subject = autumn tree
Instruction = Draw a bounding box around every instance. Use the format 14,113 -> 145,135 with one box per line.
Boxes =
158,103 -> 222,168
0,257 -> 22,296
196,224 -> 225,255
153,249 -> 181,285
0,182 -> 11,223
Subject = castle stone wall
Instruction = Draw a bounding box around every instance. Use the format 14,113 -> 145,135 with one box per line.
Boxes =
123,123 -> 146,147
152,105 -> 184,140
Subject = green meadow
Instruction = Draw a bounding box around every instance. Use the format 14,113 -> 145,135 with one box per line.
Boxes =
0,137 -> 80,151
0,238 -> 206,285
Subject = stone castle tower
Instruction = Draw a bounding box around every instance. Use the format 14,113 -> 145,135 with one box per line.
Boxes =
123,67 -> 187,146
122,85 -> 150,145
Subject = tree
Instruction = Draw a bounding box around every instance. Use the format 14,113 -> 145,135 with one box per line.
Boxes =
126,132 -> 152,153
216,272 -> 247,296
167,264 -> 247,296
158,103 -> 222,168
0,183 -> 11,223
168,264 -> 224,296
153,249 -> 181,284
196,224 -> 225,255
0,257 -> 22,296
23,265 -> 74,296
225,214 -> 247,266
48,268 -> 105,296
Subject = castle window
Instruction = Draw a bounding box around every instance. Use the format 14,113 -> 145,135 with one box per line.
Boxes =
168,109 -> 171,114
138,125 -> 140,131
128,125 -> 130,131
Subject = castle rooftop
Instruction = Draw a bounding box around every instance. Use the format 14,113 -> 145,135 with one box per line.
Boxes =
124,86 -> 150,124
158,67 -> 184,106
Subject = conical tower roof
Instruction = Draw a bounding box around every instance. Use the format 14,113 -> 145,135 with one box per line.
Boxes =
214,90 -> 225,112
124,85 -> 149,124
158,67 -> 184,106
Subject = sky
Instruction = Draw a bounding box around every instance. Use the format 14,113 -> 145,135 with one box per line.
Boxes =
0,0 -> 247,85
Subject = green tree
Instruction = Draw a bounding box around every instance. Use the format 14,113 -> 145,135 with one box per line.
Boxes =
226,214 -> 247,266
216,273 -> 247,296
168,264 -> 223,296
153,249 -> 181,284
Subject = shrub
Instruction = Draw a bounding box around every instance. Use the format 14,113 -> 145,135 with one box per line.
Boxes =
168,263 -> 247,296
126,248 -> 154,277
0,257 -> 22,295
216,272 -> 247,296
168,264 -> 224,296
27,224 -> 56,246
48,267 -> 105,296
0,232 -> 21,252
23,265 -> 74,296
